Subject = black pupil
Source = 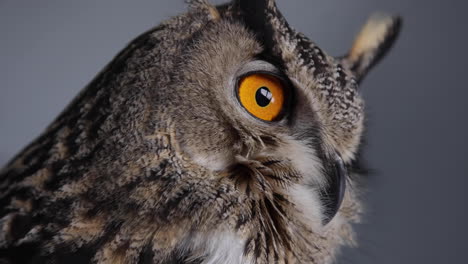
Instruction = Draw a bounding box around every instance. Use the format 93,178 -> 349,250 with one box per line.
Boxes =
255,87 -> 272,107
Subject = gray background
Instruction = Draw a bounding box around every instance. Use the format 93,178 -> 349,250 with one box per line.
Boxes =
0,0 -> 466,263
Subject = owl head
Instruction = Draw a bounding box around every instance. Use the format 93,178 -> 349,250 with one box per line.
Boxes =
152,0 -> 401,262
0,0 -> 401,263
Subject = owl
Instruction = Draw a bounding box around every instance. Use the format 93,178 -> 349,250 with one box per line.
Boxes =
0,0 -> 401,263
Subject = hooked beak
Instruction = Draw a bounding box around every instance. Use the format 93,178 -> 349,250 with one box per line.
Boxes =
321,154 -> 347,225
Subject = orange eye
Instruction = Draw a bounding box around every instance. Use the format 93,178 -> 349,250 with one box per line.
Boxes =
238,73 -> 286,121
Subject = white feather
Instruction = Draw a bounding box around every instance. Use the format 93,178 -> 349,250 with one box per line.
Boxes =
179,231 -> 252,264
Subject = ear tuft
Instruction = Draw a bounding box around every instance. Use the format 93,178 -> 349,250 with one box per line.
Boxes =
187,0 -> 220,21
343,13 -> 402,83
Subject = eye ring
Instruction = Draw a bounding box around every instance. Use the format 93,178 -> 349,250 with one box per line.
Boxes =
236,71 -> 289,122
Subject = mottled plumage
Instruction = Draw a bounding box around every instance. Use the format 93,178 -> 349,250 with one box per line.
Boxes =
0,0 -> 401,263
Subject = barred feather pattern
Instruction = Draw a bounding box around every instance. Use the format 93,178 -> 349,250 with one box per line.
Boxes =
0,0 -> 400,263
